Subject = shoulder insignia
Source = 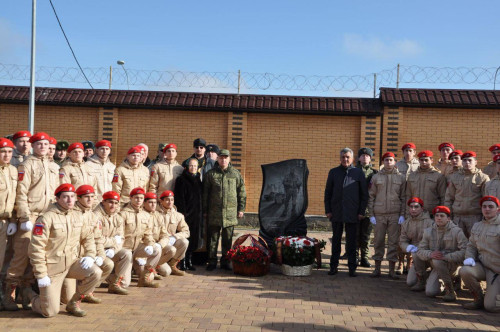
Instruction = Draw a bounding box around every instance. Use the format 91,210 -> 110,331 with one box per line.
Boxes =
33,223 -> 44,236
151,170 -> 155,177
112,174 -> 119,183
59,172 -> 65,179
18,171 -> 25,181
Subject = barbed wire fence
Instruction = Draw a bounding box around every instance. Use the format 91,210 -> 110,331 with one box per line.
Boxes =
1,63 -> 500,96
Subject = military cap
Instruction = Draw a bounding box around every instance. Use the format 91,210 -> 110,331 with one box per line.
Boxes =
128,146 -> 142,155
407,197 -> 424,206
29,132 -> 50,144
219,149 -> 230,157
48,137 -> 57,145
493,155 -> 500,162
480,195 -> 500,207
67,142 -> 84,154
433,206 -> 451,216
358,147 -> 373,158
144,192 -> 157,200
448,150 -> 463,160
206,144 -> 220,155
461,151 -> 477,159
76,185 -> 95,196
129,187 -> 146,197
96,140 -> 112,148
163,143 -> 177,152
56,140 -> 70,151
160,190 -> 174,199
488,144 -> 500,152
158,143 -> 167,151
382,152 -> 395,160
103,191 -> 120,201
418,150 -> 433,158
438,142 -> 454,151
82,141 -> 95,151
401,143 -> 416,151
13,131 -> 31,141
55,183 -> 76,195
193,138 -> 206,147
0,138 -> 15,149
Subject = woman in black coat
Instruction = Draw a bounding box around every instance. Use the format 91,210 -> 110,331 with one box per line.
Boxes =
174,158 -> 203,270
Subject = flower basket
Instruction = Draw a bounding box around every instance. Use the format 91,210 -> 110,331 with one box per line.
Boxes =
281,264 -> 314,277
227,234 -> 271,277
275,236 -> 326,276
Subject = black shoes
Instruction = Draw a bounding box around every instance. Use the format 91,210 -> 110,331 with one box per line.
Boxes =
328,267 -> 338,275
185,252 -> 196,271
359,258 -> 371,268
179,259 -> 187,271
349,270 -> 358,277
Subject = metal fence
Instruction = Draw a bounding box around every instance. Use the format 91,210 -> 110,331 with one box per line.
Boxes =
1,63 -> 500,95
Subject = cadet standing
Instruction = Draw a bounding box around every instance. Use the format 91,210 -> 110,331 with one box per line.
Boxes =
82,141 -> 95,161
447,150 -> 463,180
203,149 -> 246,271
482,144 -> 500,179
485,155 -> 500,200
94,191 -> 129,295
436,142 -> 455,176
47,137 -> 57,162
149,143 -> 183,193
356,147 -> 378,267
157,190 -> 190,276
460,196 -> 500,312
395,143 -> 420,178
445,151 -> 489,238
368,152 -> 406,279
86,140 -> 115,202
406,151 -> 447,216
5,132 -> 59,311
53,140 -> 69,167
29,183 -> 101,317
0,138 -> 18,311
10,131 -> 31,167
119,187 -> 161,288
399,197 -> 433,290
112,146 -> 150,205
60,143 -> 97,188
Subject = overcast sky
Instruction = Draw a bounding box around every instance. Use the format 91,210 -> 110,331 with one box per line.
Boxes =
2,1 -> 500,95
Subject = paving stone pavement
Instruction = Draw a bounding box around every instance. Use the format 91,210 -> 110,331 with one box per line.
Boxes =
1,230 -> 498,331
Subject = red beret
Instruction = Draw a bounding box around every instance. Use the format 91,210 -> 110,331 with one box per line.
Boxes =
55,183 -> 75,195
160,190 -> 174,199
0,138 -> 15,149
382,152 -> 395,160
48,137 -> 57,145
418,150 -> 433,158
76,185 -> 95,196
144,192 -> 157,200
448,150 -> 463,160
488,144 -> 500,152
407,197 -> 424,206
433,206 -> 451,216
129,187 -> 146,197
96,140 -> 112,148
163,143 -> 177,152
480,196 -> 500,207
103,191 -> 120,201
401,143 -> 416,151
13,131 -> 32,141
438,143 -> 454,151
461,151 -> 477,159
29,132 -> 50,144
128,146 -> 142,155
67,142 -> 84,154
493,155 -> 500,162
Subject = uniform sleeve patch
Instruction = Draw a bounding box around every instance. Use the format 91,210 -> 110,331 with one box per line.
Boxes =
112,174 -> 119,183
59,172 -> 65,179
18,171 -> 24,181
151,170 -> 155,177
33,223 -> 44,236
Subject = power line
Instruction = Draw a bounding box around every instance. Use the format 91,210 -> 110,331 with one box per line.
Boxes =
48,0 -> 93,89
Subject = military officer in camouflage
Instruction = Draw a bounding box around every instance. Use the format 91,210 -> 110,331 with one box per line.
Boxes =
203,149 -> 246,271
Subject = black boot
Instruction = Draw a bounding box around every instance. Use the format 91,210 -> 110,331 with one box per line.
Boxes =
186,251 -> 196,271
179,259 -> 187,271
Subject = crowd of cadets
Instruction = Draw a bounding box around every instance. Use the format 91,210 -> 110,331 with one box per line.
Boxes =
0,130 -> 498,317
0,131 -> 247,318
351,142 -> 500,313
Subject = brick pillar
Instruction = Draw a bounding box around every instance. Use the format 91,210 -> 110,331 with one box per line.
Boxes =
381,107 -> 403,160
227,111 -> 247,177
360,115 -> 382,168
98,107 -> 119,164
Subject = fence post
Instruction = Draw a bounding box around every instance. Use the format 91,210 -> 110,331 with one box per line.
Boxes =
109,66 -> 112,90
396,64 -> 400,89
237,69 -> 241,94
373,73 -> 377,97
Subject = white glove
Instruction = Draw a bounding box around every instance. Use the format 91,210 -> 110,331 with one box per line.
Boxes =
406,244 -> 417,253
114,235 -> 122,245
154,242 -> 162,251
20,221 -> 33,232
7,223 -> 17,235
95,256 -> 104,267
80,256 -> 94,270
398,216 -> 405,224
369,217 -> 376,225
105,249 -> 115,259
463,258 -> 476,266
144,245 -> 154,256
168,236 -> 176,246
137,258 -> 146,266
37,276 -> 51,288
